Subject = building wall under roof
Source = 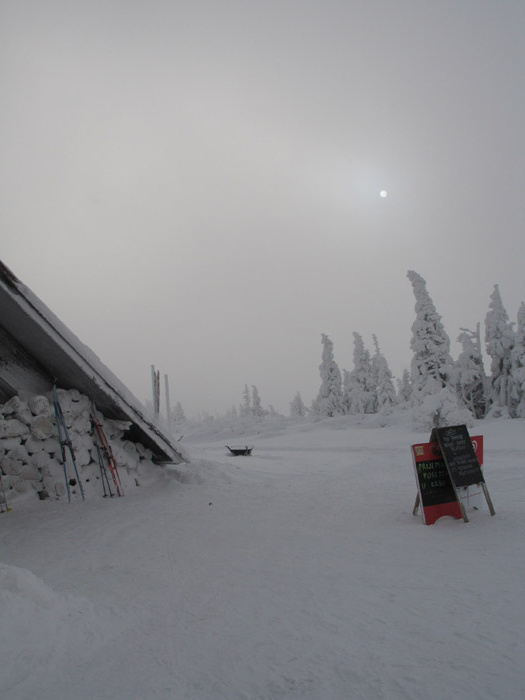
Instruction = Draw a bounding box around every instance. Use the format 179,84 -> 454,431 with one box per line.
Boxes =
0,325 -> 51,403
0,260 -> 185,464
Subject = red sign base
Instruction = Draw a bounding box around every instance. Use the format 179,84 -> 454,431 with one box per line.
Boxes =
422,501 -> 462,525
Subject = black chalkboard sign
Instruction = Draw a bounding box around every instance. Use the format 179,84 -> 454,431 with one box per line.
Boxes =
431,425 -> 485,488
414,458 -> 455,507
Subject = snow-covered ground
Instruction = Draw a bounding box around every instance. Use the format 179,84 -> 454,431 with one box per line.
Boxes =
1,413 -> 524,699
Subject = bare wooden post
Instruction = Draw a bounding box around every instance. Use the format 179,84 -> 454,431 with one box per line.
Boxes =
481,483 -> 496,516
151,365 -> 160,422
452,483 -> 469,523
164,374 -> 172,433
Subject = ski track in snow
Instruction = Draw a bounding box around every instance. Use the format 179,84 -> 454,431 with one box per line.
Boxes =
1,416 -> 525,699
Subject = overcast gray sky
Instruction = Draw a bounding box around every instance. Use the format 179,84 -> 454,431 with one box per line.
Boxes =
2,0 -> 525,416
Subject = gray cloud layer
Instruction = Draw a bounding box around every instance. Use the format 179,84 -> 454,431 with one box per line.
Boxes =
2,1 -> 524,414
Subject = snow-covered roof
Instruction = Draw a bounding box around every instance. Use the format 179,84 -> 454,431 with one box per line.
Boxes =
0,260 -> 185,464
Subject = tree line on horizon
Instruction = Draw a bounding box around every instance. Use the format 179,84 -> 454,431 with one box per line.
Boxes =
169,270 -> 524,427
293,270 -> 524,428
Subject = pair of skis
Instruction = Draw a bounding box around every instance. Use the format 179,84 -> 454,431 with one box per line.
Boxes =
52,385 -> 123,500
53,385 -> 85,503
90,405 -> 124,498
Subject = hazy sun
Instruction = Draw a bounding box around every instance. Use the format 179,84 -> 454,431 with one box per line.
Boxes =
379,190 -> 388,198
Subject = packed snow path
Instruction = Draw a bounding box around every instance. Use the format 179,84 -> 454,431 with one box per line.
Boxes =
1,417 -> 525,699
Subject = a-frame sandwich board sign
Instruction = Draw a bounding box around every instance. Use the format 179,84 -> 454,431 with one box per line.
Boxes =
411,426 -> 494,524
412,435 -> 485,522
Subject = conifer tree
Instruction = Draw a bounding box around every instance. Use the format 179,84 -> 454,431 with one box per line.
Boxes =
412,387 -> 475,431
455,325 -> 488,418
510,302 -> 525,417
342,369 -> 352,415
240,384 -> 251,417
371,334 -> 397,413
407,270 -> 455,401
290,392 -> 307,417
407,270 -> 470,428
343,332 -> 375,413
312,334 -> 343,417
251,385 -> 265,417
485,285 -> 515,413
397,369 -> 413,405
172,401 -> 186,424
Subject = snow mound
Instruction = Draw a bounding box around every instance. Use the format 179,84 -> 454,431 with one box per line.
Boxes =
0,563 -> 111,695
165,458 -> 235,486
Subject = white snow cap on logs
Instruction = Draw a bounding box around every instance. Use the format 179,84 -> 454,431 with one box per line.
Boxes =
30,415 -> 55,440
0,419 -> 30,439
1,395 -> 24,415
28,395 -> 51,416
6,444 -> 29,464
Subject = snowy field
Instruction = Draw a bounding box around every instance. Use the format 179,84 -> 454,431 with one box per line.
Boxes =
1,413 -> 524,699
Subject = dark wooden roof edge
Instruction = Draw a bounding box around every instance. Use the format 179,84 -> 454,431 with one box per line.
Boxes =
0,259 -> 187,465
0,260 -> 21,290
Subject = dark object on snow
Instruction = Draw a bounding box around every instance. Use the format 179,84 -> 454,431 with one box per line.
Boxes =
226,446 -> 254,456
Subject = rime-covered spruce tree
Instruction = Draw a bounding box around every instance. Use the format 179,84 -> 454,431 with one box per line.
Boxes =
510,302 -> 525,417
397,369 -> 413,405
372,335 -> 397,414
312,334 -> 343,417
172,401 -> 186,424
342,369 -> 351,414
407,270 -> 455,399
485,285 -> 516,415
251,385 -> 265,417
343,332 -> 375,414
455,325 -> 488,419
407,270 -> 472,429
290,392 -> 307,417
240,384 -> 251,417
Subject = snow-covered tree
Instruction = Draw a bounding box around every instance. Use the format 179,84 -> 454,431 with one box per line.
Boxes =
312,334 -> 343,417
371,335 -> 397,414
341,369 -> 352,414
455,325 -> 488,419
412,387 -> 475,432
171,401 -> 186,424
240,384 -> 251,417
397,369 -> 413,405
342,332 -> 375,414
485,285 -> 515,414
510,302 -> 525,417
290,392 -> 307,417
407,270 -> 455,402
251,385 -> 265,417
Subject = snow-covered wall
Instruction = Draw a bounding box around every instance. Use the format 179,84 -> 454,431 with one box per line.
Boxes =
0,389 -> 160,504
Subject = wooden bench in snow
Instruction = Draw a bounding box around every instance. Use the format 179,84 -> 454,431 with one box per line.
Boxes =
226,446 -> 254,456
